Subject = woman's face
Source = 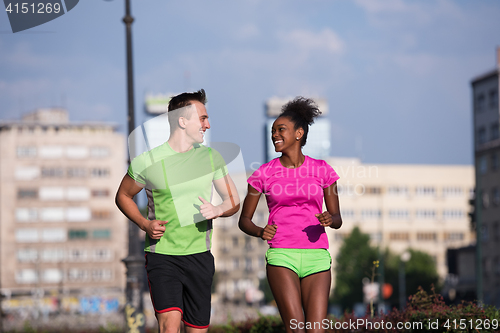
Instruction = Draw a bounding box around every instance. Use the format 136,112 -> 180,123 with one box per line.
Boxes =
271,116 -> 301,152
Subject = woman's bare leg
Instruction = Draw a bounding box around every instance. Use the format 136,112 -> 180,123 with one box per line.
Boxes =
300,270 -> 331,333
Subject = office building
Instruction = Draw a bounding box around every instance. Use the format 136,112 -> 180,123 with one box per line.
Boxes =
0,108 -> 127,313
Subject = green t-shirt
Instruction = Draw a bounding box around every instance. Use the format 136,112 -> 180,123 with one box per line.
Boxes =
127,142 -> 228,255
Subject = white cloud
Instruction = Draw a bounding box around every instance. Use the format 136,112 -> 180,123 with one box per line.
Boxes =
280,28 -> 345,55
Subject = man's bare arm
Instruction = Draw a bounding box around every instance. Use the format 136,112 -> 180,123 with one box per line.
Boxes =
115,174 -> 166,239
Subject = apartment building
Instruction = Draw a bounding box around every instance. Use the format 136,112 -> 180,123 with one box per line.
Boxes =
471,48 -> 500,307
0,109 -> 127,307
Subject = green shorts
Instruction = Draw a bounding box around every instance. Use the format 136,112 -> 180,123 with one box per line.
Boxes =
265,248 -> 332,279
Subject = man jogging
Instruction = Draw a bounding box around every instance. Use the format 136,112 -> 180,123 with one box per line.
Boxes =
115,89 -> 240,333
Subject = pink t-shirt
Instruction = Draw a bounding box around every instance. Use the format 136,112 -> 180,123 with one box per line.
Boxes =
247,156 -> 340,249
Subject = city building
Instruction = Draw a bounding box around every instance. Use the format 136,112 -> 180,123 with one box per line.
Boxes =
0,108 -> 127,314
265,97 -> 330,162
471,47 -> 500,307
212,159 -> 475,306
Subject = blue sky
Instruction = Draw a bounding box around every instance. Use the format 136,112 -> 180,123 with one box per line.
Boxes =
1,0 -> 499,169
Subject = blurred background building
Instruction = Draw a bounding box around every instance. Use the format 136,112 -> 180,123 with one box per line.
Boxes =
0,108 -> 127,321
471,48 -> 500,307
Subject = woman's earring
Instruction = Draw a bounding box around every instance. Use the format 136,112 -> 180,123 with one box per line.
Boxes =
296,137 -> 299,140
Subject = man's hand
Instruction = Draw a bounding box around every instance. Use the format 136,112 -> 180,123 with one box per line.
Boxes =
260,224 -> 277,240
144,220 -> 167,239
315,211 -> 333,227
199,196 -> 223,220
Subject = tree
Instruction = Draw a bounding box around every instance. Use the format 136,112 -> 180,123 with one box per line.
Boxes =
332,226 -> 378,312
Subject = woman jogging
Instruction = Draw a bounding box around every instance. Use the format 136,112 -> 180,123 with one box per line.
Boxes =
239,97 -> 342,333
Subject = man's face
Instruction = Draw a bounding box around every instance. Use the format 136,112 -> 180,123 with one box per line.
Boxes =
184,101 -> 210,144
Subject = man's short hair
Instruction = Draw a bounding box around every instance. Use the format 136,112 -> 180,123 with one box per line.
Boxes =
168,89 -> 207,112
167,89 -> 207,131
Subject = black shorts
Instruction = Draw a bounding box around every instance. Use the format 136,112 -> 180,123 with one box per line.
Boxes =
145,251 -> 214,328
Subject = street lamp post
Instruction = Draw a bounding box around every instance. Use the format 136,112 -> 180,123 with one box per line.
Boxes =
121,0 -> 145,332
399,251 -> 411,310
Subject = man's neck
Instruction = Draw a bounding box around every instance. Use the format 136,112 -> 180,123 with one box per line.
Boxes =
167,133 -> 195,153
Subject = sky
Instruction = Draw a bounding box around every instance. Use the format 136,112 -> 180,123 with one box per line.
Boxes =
1,0 -> 500,170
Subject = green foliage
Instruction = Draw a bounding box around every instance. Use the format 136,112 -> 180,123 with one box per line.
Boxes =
332,226 -> 378,311
333,227 -> 441,311
209,316 -> 285,333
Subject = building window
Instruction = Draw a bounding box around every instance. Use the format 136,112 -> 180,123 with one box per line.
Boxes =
67,187 -> 90,201
232,236 -> 239,247
90,168 -> 110,178
40,208 -> 65,222
476,94 -> 485,112
244,236 -> 253,250
491,123 -> 499,141
361,209 -> 381,220
16,269 -> 38,284
16,229 -> 39,243
489,89 -> 498,109
444,233 -> 464,241
39,146 -> 64,159
90,147 -> 110,158
387,186 -> 409,196
93,229 -> 111,239
42,269 -> 63,283
41,167 -> 64,178
340,209 -> 355,219
68,229 -> 88,240
17,249 -> 38,263
91,189 -> 109,198
41,228 -> 66,242
66,146 -> 89,159
415,209 -> 436,219
389,232 -> 409,241
39,187 -> 64,201
388,209 -> 409,220
93,249 -> 112,261
417,232 -> 437,241
370,232 -> 383,242
492,187 -> 500,206
442,209 -> 464,220
68,249 -> 88,262
17,146 -> 37,157
365,187 -> 381,195
68,268 -> 89,281
334,233 -> 347,241
17,188 -> 38,199
232,258 -> 240,270
67,207 -> 91,222
477,127 -> 487,145
442,187 -> 463,197
491,153 -> 499,171
15,166 -> 40,180
92,269 -> 112,281
67,167 -> 86,178
415,186 -> 436,197
41,248 -> 65,262
16,208 -> 38,222
479,156 -> 488,174
245,257 -> 253,271
92,210 -> 111,220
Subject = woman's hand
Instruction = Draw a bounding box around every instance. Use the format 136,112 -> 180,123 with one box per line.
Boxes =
315,211 -> 333,227
260,224 -> 277,240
